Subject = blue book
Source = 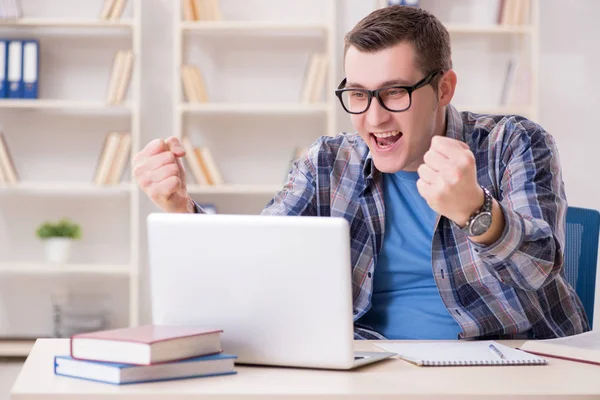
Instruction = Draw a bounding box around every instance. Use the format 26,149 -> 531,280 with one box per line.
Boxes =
54,353 -> 237,385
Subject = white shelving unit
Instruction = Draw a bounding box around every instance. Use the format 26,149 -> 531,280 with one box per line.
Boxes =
0,18 -> 135,28
375,0 -> 539,121
0,0 -> 142,356
173,0 -> 337,211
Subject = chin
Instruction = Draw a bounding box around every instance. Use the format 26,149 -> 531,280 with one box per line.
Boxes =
371,157 -> 405,174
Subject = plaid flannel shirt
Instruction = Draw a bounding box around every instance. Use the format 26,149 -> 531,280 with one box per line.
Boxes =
194,104 -> 589,340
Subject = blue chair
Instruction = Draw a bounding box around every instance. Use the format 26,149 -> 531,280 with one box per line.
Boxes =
563,206 -> 600,328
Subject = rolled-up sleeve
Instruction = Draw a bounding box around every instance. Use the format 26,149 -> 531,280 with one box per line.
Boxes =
471,121 -> 567,292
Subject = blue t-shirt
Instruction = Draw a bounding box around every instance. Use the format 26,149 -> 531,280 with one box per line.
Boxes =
357,171 -> 462,339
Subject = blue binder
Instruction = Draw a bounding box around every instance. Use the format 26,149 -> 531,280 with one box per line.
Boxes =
7,40 -> 23,98
0,40 -> 8,98
21,39 -> 39,99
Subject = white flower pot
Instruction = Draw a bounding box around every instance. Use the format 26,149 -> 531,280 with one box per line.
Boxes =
45,238 -> 73,264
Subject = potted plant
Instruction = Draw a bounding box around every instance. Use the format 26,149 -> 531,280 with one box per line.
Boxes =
36,218 -> 82,264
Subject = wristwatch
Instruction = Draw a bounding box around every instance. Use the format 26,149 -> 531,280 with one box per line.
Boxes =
460,186 -> 493,237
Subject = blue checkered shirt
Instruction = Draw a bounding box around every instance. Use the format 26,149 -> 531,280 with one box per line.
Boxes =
194,104 -> 589,340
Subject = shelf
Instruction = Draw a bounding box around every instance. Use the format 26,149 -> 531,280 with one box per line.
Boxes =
0,339 -> 36,357
180,102 -> 330,115
445,24 -> 533,34
0,18 -> 134,29
0,99 -> 132,112
0,262 -> 132,275
188,184 -> 282,195
0,182 -> 135,195
181,21 -> 328,34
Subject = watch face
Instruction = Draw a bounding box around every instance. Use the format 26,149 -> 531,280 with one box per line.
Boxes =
470,212 -> 492,236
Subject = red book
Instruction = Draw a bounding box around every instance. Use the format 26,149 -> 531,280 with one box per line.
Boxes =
518,330 -> 600,366
70,324 -> 223,365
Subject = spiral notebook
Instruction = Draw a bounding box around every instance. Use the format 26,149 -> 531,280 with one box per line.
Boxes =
375,341 -> 548,367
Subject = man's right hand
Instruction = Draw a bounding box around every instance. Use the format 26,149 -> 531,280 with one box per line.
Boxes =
132,136 -> 194,213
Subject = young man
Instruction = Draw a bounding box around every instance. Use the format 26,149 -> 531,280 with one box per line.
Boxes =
133,6 -> 589,340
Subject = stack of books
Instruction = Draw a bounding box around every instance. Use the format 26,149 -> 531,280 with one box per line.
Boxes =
92,131 -> 131,186
181,136 -> 224,186
54,324 -> 237,385
106,49 -> 134,105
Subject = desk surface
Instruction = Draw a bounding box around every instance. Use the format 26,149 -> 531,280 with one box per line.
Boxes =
10,338 -> 600,399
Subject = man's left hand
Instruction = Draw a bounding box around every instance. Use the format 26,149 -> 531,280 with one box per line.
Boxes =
416,136 -> 484,227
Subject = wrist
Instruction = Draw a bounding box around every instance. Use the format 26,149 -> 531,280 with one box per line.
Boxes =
456,186 -> 485,227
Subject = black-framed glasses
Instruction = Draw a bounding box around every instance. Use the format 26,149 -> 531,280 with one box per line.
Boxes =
335,70 -> 442,114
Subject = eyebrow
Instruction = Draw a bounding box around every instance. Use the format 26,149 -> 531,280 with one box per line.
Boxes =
344,78 -> 413,89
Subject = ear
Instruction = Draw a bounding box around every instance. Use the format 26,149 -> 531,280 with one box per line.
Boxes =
437,70 -> 457,107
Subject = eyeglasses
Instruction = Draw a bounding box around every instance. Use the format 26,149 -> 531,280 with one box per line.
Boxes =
335,70 -> 442,114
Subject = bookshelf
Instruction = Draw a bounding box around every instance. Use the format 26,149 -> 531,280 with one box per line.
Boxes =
0,0 -> 142,356
376,0 -> 540,121
173,0 -> 337,213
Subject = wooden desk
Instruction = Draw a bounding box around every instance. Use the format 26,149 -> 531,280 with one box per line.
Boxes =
10,338 -> 600,399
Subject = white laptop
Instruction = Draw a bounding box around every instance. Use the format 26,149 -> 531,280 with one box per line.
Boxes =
146,212 -> 396,370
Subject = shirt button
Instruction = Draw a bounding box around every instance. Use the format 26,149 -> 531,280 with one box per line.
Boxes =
473,248 -> 480,253
367,272 -> 372,278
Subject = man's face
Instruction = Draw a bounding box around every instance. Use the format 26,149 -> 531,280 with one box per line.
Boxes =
343,42 -> 441,173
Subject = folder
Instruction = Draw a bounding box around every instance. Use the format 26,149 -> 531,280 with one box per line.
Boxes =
7,40 -> 23,98
21,40 -> 39,99
0,40 -> 7,98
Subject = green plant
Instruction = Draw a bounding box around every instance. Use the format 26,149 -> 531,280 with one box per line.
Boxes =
36,218 -> 82,240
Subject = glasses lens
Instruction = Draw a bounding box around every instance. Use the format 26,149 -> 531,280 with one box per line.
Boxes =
379,87 -> 410,112
340,90 -> 370,113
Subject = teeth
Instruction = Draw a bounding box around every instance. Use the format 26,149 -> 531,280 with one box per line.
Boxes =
372,131 -> 400,138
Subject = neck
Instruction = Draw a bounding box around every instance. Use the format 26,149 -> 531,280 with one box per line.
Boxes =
433,105 -> 448,138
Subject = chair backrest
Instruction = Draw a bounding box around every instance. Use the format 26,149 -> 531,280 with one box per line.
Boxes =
563,206 -> 600,328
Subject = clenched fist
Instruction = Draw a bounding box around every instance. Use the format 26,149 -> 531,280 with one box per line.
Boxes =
416,135 -> 483,227
132,136 -> 194,213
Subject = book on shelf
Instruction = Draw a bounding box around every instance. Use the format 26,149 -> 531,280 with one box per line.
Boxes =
93,132 -> 131,185
519,331 -> 600,366
0,132 -> 18,184
499,56 -> 530,108
300,52 -> 328,104
0,0 -> 22,20
181,136 -> 224,186
181,64 -> 209,103
498,0 -> 530,26
54,352 -> 237,385
99,0 -> 128,21
182,0 -> 222,22
70,324 -> 224,365
106,49 -> 134,105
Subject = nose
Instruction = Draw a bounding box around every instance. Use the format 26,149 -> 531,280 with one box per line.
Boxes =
365,97 -> 391,128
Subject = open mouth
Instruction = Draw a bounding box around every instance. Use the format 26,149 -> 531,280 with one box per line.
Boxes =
370,131 -> 403,150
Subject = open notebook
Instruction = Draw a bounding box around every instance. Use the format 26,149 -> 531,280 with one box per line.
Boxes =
375,341 -> 547,366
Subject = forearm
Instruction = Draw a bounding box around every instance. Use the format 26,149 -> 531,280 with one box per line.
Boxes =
469,200 -> 565,291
